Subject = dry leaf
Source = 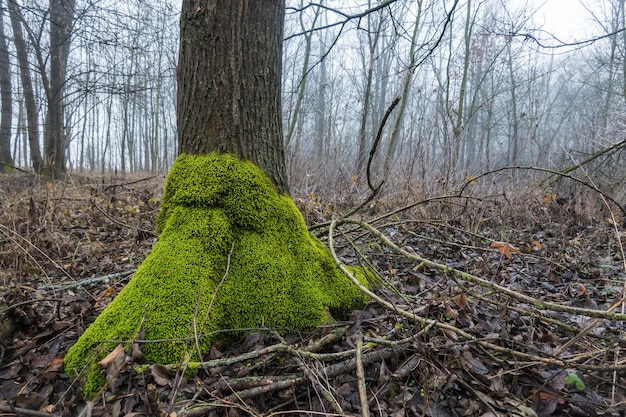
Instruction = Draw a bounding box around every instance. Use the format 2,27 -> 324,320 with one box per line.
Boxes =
150,364 -> 173,387
452,293 -> 468,310
444,306 -> 459,320
98,344 -> 125,367
99,287 -> 116,299
543,193 -> 556,203
490,241 -> 521,259
44,357 -> 64,373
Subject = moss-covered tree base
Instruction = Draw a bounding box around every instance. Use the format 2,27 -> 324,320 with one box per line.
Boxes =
64,153 -> 370,397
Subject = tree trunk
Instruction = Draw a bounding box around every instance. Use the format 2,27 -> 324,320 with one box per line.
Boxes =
177,0 -> 288,193
46,0 -> 75,177
284,0 -> 320,151
65,3 -> 371,398
356,30 -> 376,182
383,1 -> 422,179
0,10 -> 13,170
506,43 -> 519,165
7,0 -> 43,173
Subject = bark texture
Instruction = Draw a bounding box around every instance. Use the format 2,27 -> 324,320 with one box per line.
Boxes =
8,0 -> 43,172
0,11 -> 13,169
46,0 -> 75,177
177,0 -> 288,193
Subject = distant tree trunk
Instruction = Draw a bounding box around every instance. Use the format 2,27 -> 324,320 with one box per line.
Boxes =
177,0 -> 288,193
284,0 -> 320,150
451,0 -> 473,172
0,10 -> 13,170
46,0 -> 76,177
356,2 -> 382,182
314,40 -> 327,162
383,1 -> 422,178
506,43 -> 519,165
8,0 -> 43,172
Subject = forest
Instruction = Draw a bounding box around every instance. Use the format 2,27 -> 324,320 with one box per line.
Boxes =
0,0 -> 625,416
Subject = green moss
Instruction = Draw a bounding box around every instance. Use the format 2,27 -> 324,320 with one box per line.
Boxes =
64,153 -> 370,397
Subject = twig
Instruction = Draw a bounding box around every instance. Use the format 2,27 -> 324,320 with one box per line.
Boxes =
543,138 -> 626,184
328,219 -> 569,366
355,336 -> 370,417
0,404 -> 61,417
224,347 -> 401,405
303,325 -> 348,351
300,359 -> 344,415
102,175 -> 160,192
450,275 -> 580,333
92,200 -> 156,236
457,165 -> 625,216
559,153 -> 626,405
365,96 -> 401,193
340,96 -> 401,220
179,346 -> 402,417
0,161 -> 37,175
36,270 -> 135,291
0,298 -> 63,316
0,223 -> 95,300
554,297 -> 625,357
154,341 -> 359,374
337,218 -> 626,322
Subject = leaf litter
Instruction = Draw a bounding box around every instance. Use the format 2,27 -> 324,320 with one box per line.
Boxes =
0,172 -> 625,417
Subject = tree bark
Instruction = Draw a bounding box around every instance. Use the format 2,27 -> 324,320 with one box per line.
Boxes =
8,0 -> 43,173
47,0 -> 75,177
0,10 -> 13,170
177,0 -> 288,194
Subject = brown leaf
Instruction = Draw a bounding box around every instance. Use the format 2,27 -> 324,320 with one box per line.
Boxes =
44,357 -> 64,374
461,351 -> 489,375
150,364 -> 173,387
240,332 -> 264,352
98,287 -> 116,299
98,343 -> 125,367
452,293 -> 468,310
443,306 -> 459,320
14,393 -> 42,410
490,241 -> 521,259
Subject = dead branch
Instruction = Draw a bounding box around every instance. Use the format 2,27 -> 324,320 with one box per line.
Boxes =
338,218 -> 626,322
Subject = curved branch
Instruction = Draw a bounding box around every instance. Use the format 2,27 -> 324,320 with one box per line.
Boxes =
334,217 -> 626,322
285,0 -> 399,40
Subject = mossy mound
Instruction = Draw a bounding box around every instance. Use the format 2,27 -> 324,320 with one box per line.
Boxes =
64,152 -> 370,397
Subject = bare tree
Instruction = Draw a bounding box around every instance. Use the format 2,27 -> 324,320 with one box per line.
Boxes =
8,0 -> 43,172
0,8 -> 13,170
46,0 -> 75,176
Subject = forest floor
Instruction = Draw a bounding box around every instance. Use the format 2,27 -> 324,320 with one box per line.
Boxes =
0,170 -> 625,417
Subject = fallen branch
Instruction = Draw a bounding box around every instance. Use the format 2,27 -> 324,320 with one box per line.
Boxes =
177,346 -> 403,417
0,404 -> 61,417
37,270 -> 135,291
338,218 -> 626,322
327,219 -> 569,367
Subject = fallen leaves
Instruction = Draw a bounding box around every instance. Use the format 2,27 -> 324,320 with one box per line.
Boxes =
0,175 -> 625,416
